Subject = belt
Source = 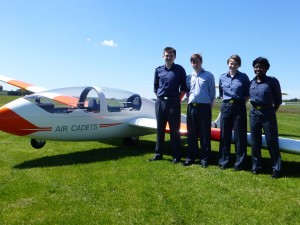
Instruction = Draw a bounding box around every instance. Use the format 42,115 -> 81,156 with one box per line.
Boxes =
223,99 -> 243,104
190,102 -> 210,106
158,96 -> 178,100
252,104 -> 273,110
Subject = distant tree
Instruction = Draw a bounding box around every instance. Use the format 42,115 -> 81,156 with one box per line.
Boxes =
7,89 -> 33,96
290,98 -> 298,102
7,90 -> 21,96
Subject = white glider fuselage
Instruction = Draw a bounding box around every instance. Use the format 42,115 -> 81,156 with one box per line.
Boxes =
0,86 -> 158,141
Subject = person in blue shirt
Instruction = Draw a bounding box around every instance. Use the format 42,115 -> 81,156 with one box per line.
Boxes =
149,47 -> 187,164
249,57 -> 282,178
183,53 -> 215,167
218,54 -> 250,170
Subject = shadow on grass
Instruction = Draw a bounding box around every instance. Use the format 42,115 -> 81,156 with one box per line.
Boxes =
13,139 -> 156,169
210,151 -> 300,178
13,137 -> 190,169
13,138 -> 300,178
252,157 -> 300,178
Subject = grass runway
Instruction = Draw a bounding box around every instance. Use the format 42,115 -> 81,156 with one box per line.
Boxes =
0,96 -> 299,224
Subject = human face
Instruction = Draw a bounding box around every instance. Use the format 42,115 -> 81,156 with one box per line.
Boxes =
191,59 -> 202,72
254,63 -> 267,77
228,59 -> 239,75
163,51 -> 176,66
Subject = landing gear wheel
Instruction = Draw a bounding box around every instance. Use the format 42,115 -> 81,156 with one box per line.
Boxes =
31,139 -> 46,149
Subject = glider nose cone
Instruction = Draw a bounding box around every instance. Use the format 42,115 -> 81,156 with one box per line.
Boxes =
0,106 -> 25,135
0,106 -> 52,136
0,106 -> 36,136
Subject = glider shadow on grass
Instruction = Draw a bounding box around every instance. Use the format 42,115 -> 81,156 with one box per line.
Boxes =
13,139 -> 300,178
14,139 -> 156,169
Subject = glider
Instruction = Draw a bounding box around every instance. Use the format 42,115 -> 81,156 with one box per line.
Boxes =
0,74 -> 299,155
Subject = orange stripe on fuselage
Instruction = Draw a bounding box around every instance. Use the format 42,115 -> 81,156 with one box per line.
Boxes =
0,107 -> 52,136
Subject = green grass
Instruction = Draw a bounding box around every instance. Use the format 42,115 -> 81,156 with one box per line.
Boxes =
1,96 -> 300,224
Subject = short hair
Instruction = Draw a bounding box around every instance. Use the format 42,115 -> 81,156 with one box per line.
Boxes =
190,53 -> 203,63
252,57 -> 270,70
227,54 -> 241,67
163,47 -> 176,56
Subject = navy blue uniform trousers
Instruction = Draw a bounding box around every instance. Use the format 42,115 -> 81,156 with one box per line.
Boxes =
250,108 -> 281,172
155,98 -> 181,160
219,102 -> 248,168
186,103 -> 212,164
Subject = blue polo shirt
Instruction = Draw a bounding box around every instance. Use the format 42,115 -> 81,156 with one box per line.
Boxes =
186,68 -> 215,104
249,75 -> 282,107
219,71 -> 250,101
154,63 -> 187,98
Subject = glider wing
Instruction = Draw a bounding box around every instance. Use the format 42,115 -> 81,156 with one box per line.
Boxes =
0,74 -> 78,107
0,74 -> 47,93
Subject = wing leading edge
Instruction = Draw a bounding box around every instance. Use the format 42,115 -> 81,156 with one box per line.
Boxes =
128,117 -> 221,140
0,74 -> 78,107
0,74 -> 47,93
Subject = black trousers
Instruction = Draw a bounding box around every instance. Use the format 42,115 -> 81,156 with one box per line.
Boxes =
250,108 -> 281,172
186,103 -> 212,164
219,102 -> 248,168
155,98 -> 181,160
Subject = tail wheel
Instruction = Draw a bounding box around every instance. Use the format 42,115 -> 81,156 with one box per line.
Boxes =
31,139 -> 46,149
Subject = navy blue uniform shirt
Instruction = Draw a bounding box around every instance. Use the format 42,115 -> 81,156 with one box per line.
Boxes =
219,71 -> 250,101
154,63 -> 187,98
249,75 -> 282,107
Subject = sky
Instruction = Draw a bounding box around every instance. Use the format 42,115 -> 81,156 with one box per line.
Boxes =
0,0 -> 299,100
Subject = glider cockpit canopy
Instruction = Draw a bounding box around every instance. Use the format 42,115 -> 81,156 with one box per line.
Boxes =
24,86 -> 142,114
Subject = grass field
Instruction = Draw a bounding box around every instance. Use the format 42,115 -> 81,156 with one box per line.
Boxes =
0,96 -> 299,225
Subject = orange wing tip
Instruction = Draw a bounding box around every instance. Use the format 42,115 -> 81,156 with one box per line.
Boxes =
165,123 -> 221,140
165,123 -> 188,135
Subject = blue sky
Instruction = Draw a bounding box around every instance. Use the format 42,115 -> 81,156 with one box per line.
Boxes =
0,0 -> 299,99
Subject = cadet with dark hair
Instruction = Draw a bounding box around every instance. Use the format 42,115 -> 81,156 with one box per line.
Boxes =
218,54 -> 250,171
183,53 -> 215,167
250,57 -> 282,178
149,47 -> 187,164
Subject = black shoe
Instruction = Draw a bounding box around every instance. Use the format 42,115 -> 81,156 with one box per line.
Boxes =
182,161 -> 194,166
271,170 -> 280,179
201,163 -> 208,168
234,166 -> 243,171
252,169 -> 261,175
148,156 -> 162,162
219,165 -> 228,170
172,159 -> 181,164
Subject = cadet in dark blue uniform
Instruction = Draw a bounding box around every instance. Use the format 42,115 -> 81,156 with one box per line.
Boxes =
218,55 -> 250,170
149,47 -> 187,163
249,57 -> 282,178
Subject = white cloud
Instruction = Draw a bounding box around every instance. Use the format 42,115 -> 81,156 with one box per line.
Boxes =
86,37 -> 92,42
101,40 -> 118,47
